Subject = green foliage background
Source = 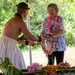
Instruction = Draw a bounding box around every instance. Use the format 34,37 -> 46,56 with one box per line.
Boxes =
0,0 -> 75,50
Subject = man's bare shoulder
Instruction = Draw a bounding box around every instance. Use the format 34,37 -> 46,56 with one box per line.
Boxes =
3,16 -> 24,39
13,16 -> 26,27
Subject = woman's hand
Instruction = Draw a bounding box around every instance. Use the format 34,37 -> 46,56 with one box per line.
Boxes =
41,33 -> 53,40
46,33 -> 53,38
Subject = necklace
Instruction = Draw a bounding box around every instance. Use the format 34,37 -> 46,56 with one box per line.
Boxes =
41,15 -> 59,55
14,13 -> 22,19
47,15 -> 59,33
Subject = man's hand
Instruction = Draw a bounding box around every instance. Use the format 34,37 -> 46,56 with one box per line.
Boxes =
18,40 -> 25,45
28,40 -> 35,46
18,40 -> 35,46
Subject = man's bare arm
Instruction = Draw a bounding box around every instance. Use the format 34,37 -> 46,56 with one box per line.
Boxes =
20,21 -> 39,41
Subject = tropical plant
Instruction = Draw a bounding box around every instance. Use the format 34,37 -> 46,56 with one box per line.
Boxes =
0,0 -> 75,47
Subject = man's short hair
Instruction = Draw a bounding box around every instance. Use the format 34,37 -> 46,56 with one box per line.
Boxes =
16,2 -> 30,14
16,2 -> 30,10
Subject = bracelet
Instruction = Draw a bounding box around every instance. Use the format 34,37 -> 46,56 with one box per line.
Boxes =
38,36 -> 42,42
25,40 -> 29,45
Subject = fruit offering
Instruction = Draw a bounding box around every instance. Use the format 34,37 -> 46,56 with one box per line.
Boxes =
58,62 -> 70,68
44,65 -> 58,74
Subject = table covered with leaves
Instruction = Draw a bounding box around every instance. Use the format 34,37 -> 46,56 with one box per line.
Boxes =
0,57 -> 75,75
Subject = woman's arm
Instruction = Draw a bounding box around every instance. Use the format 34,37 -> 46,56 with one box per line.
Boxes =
52,29 -> 64,38
53,17 -> 65,38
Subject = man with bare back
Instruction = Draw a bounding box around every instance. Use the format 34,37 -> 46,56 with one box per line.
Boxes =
0,2 -> 40,70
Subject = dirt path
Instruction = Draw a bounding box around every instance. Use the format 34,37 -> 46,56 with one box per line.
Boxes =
22,47 -> 75,68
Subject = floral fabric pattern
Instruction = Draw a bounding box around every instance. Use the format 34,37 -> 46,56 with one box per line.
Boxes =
40,16 -> 66,52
